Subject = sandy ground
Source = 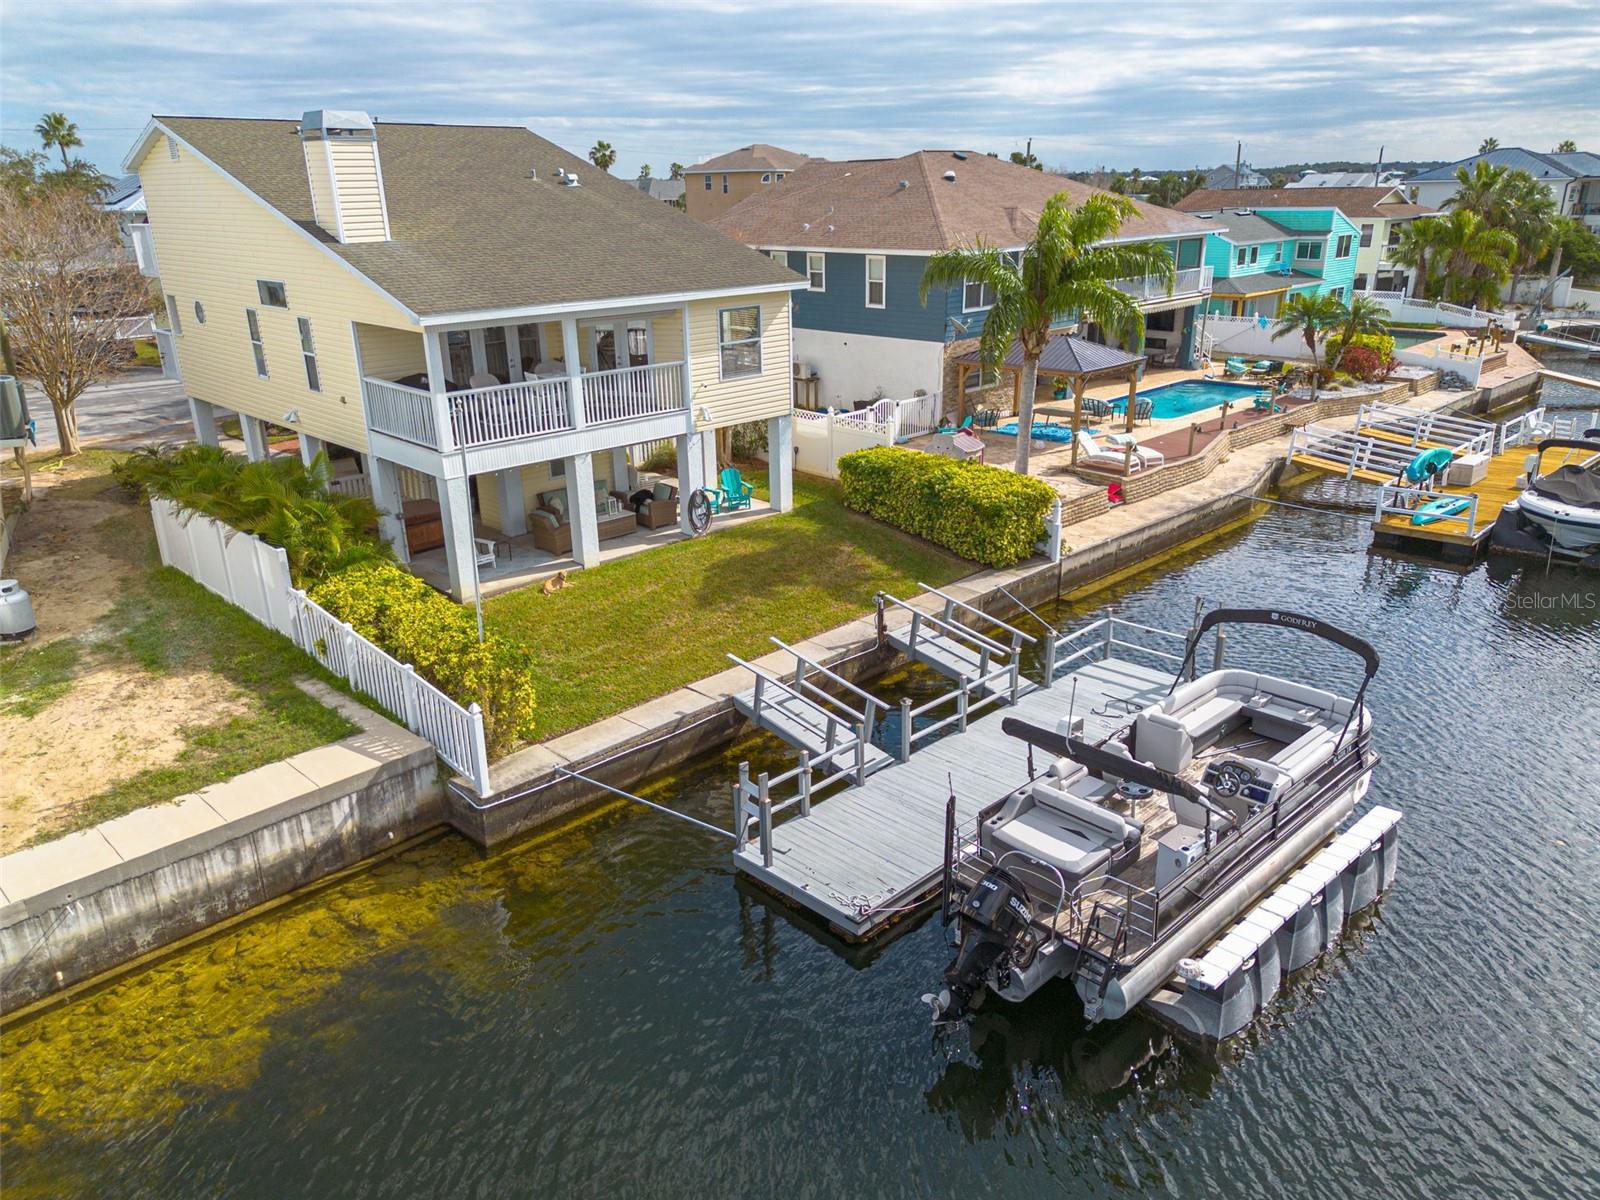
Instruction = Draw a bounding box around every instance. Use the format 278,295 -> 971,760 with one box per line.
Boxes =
0,459 -> 258,852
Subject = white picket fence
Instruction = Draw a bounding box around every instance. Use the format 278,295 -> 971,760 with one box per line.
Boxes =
149,498 -> 492,794
792,392 -> 948,477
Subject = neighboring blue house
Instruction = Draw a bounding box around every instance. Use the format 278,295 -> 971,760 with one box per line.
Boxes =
1181,204 -> 1361,318
710,151 -> 1219,409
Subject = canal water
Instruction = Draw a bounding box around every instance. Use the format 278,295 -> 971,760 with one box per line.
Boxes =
5,443 -> 1599,1198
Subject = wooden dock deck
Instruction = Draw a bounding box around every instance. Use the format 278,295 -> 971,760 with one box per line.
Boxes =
1369,441 -> 1531,554
733,657 -> 1173,939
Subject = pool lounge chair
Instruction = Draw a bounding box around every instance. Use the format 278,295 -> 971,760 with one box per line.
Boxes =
1224,357 -> 1249,377
1075,430 -> 1145,473
1105,432 -> 1164,468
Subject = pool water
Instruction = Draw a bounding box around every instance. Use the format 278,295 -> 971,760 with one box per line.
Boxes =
994,422 -> 1101,442
1137,379 -> 1263,419
1390,329 -> 1447,349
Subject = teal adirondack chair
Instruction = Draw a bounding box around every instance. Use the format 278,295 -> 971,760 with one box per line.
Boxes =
708,466 -> 754,513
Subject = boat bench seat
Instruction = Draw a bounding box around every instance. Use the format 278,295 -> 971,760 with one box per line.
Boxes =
989,781 -> 1141,887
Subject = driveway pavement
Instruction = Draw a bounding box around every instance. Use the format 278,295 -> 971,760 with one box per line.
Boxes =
24,369 -> 195,453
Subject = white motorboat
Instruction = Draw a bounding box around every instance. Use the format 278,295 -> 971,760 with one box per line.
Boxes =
1507,438 -> 1600,556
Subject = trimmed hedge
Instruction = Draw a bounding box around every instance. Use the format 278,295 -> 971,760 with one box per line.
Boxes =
837,447 -> 1057,568
1328,331 -> 1396,364
311,562 -> 537,757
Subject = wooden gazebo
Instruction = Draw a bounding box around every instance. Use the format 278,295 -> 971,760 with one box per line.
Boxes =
953,333 -> 1148,464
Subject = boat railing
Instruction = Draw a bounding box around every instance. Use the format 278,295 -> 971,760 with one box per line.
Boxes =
898,655 -> 1020,760
732,737 -> 867,867
1042,609 -> 1191,683
1373,483 -> 1481,537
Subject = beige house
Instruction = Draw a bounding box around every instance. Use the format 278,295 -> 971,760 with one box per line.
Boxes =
127,109 -> 805,601
684,144 -> 811,222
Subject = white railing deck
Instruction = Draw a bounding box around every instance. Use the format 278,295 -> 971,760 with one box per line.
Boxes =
1373,484 -> 1481,538
363,360 -> 688,453
1355,402 -> 1496,456
153,327 -> 180,381
129,223 -> 158,277
1114,265 -> 1213,303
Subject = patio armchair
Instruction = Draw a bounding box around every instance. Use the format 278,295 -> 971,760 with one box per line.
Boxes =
613,480 -> 679,529
1134,396 -> 1154,424
1084,397 -> 1113,419
708,467 -> 754,513
1075,430 -> 1145,473
474,537 -> 499,570
1105,432 -> 1164,468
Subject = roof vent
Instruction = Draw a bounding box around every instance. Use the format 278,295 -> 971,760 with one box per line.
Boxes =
943,170 -> 956,182
898,180 -> 910,190
527,167 -> 538,180
826,224 -> 834,233
554,168 -> 581,187
952,151 -> 968,161
801,222 -> 810,231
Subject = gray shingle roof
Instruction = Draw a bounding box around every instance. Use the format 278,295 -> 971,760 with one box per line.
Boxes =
1407,147 -> 1599,182
1209,270 -> 1320,296
1180,209 -> 1299,243
955,332 -> 1144,378
155,116 -> 800,317
687,144 -> 811,174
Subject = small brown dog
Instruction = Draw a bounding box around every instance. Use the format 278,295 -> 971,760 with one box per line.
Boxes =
540,569 -> 571,596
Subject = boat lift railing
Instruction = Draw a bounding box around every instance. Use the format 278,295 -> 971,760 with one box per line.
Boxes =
732,740 -> 866,866
916,582 -> 1038,651
879,592 -> 1027,701
896,655 -> 1022,760
1043,607 -> 1195,684
1287,423 -> 1419,480
1355,401 -> 1496,456
1372,484 -> 1481,536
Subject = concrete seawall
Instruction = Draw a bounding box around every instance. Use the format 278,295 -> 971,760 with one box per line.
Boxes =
0,687 -> 443,1014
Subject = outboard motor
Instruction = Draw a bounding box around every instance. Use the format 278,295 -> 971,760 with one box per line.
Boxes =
927,867 -> 1035,1022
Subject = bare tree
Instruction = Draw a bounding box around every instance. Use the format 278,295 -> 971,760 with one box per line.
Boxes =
0,190 -> 149,456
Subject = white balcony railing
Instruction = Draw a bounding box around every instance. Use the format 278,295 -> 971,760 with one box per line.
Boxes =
581,360 -> 685,425
362,359 -> 689,453
129,223 -> 159,277
1113,264 -> 1213,303
153,327 -> 180,381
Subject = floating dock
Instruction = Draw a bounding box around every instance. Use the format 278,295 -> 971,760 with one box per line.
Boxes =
728,600 -> 1182,939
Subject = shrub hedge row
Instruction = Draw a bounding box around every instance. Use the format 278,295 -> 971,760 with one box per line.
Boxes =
836,446 -> 1056,568
311,562 -> 538,758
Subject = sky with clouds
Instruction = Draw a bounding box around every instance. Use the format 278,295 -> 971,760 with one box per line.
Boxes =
2,0 -> 1596,181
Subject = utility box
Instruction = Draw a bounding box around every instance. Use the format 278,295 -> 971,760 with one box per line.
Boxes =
0,375 -> 29,444
1446,452 -> 1490,486
1156,824 -> 1207,889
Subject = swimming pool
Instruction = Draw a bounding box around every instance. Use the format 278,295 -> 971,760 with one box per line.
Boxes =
1137,379 -> 1264,420
1390,328 -> 1447,349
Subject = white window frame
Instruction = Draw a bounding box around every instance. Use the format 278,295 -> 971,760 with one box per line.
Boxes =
717,305 -> 762,380
1296,240 -> 1323,261
767,249 -> 788,265
1248,245 -> 1260,266
964,364 -> 999,393
1335,234 -> 1353,258
865,255 -> 886,309
760,173 -> 772,184
1235,246 -> 1247,267
297,316 -> 321,392
963,278 -> 995,312
806,252 -> 826,292
245,308 -> 268,378
1359,223 -> 1374,248
703,174 -> 712,191
256,279 -> 288,308
164,293 -> 182,336
721,174 -> 729,194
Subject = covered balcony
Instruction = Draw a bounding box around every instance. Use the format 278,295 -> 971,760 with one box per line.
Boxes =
1112,264 -> 1213,306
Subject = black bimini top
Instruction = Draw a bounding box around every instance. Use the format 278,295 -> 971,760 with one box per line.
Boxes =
1531,464 -> 1600,508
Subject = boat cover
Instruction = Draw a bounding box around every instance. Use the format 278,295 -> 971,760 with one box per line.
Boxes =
1531,465 -> 1600,508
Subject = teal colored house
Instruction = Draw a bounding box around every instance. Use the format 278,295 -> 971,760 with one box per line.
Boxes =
708,150 -> 1218,409
1183,204 -> 1360,318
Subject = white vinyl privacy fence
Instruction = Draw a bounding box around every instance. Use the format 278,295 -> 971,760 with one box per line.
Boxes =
792,393 -> 947,478
149,498 -> 492,794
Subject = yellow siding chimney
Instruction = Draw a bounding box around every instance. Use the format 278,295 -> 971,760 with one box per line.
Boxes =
298,110 -> 391,243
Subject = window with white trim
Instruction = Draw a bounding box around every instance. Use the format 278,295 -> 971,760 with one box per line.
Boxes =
721,174 -> 729,194
1359,223 -> 1374,248
806,252 -> 825,291
1335,234 -> 1353,258
446,331 -> 473,382
703,174 -> 712,191
963,278 -> 995,311
516,323 -> 542,373
297,317 -> 321,392
964,365 -> 999,393
164,293 -> 182,335
767,249 -> 788,265
484,326 -> 509,380
717,305 -> 762,379
1235,246 -> 1247,267
193,300 -> 206,325
1248,245 -> 1259,265
865,255 -> 886,308
256,280 -> 288,308
1296,240 -> 1323,261
760,173 -> 772,184
245,309 -> 267,377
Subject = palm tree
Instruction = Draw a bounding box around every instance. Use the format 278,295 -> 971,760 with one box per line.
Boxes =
920,192 -> 1172,474
587,141 -> 617,172
1433,210 -> 1516,308
1271,292 -> 1348,403
1390,218 -> 1447,299
34,111 -> 81,169
670,162 -> 684,180
1554,140 -> 1578,154
1478,137 -> 1500,155
1329,294 -> 1390,372
1449,160 -> 1511,222
1501,172 -> 1558,301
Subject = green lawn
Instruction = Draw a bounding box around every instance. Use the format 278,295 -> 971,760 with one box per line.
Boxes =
2,453 -> 358,844
486,469 -> 971,739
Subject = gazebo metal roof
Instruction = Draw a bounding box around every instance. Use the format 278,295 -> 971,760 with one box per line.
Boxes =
955,332 -> 1145,379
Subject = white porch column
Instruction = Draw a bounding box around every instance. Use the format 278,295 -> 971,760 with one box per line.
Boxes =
609,447 -> 630,494
564,453 -> 601,567
368,455 -> 410,563
240,413 -> 269,462
561,318 -> 585,429
677,430 -> 705,536
297,432 -> 324,467
505,324 -> 524,381
493,468 -> 527,536
699,429 -> 719,490
423,328 -> 453,452
767,414 -> 794,512
439,469 -> 478,603
187,397 -> 219,447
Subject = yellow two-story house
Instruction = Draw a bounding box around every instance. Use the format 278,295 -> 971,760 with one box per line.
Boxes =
126,109 -> 805,601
